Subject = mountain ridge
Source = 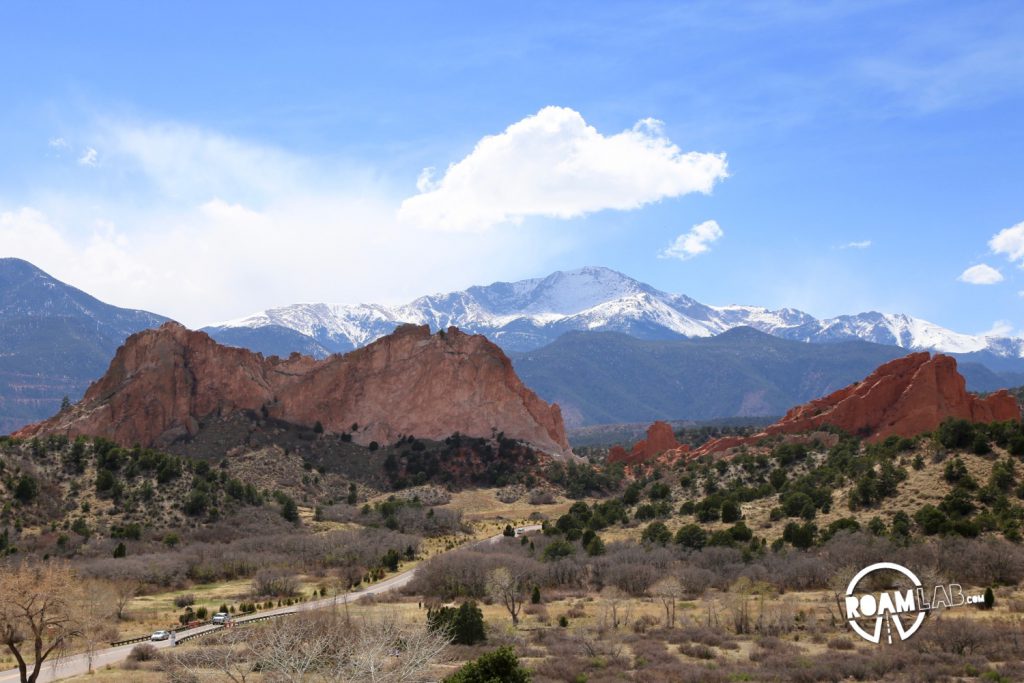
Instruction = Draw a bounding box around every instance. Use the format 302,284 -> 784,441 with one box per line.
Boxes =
508,327 -> 1014,427
203,266 -> 1024,361
0,258 -> 169,433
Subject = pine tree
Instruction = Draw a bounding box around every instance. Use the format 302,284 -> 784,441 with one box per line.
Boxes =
281,497 -> 299,523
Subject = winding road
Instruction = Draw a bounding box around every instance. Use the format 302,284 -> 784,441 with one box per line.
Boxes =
0,525 -> 539,683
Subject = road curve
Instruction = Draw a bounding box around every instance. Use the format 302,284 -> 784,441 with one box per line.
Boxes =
0,525 -> 540,683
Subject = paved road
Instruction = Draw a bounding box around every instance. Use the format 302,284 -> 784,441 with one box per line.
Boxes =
0,525 -> 539,683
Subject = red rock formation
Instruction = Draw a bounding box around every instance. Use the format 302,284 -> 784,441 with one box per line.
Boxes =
629,420 -> 680,462
15,322 -> 573,458
607,445 -> 630,464
609,420 -> 691,466
696,352 -> 1021,456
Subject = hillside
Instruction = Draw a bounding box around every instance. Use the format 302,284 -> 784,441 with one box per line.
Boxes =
0,258 -> 168,433
510,327 -> 1011,427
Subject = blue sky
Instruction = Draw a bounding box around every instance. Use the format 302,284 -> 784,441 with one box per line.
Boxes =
0,1 -> 1022,334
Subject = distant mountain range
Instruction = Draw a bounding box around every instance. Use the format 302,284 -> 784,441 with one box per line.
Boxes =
509,327 -> 1014,427
0,258 -> 168,433
204,266 -> 1024,360
2,259 -> 1021,432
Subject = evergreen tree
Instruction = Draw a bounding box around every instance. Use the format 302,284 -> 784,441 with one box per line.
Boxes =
444,646 -> 530,683
280,496 -> 300,523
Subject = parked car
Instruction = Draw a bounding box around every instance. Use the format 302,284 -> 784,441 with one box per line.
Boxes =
150,630 -> 171,641
211,612 -> 230,625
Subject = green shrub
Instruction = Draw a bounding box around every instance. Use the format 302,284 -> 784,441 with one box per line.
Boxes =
542,540 -> 574,561
444,646 -> 530,683
674,524 -> 707,550
428,601 -> 487,645
782,521 -> 816,549
721,499 -> 741,523
914,505 -> 949,535
585,536 -> 605,556
641,521 -> 671,546
13,475 -> 38,504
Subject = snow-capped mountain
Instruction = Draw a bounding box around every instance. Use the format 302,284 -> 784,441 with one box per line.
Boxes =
772,312 -> 1004,354
203,266 -> 1024,360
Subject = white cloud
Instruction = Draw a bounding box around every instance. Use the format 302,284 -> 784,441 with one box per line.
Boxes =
100,122 -> 311,203
839,240 -> 871,249
399,106 -> 728,231
415,167 -> 437,193
77,147 -> 98,166
957,263 -> 1003,285
990,220 -> 1024,264
979,320 -> 1014,338
659,220 -> 723,261
48,137 -> 68,149
0,121 -> 570,327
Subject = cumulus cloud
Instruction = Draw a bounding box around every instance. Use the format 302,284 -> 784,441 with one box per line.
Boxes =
399,106 -> 728,231
839,240 -> 871,249
0,122 -> 566,327
990,220 -> 1024,264
77,147 -> 98,166
48,137 -> 68,149
659,220 -> 723,261
957,263 -> 1003,285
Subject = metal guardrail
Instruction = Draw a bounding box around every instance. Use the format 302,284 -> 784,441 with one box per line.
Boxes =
233,609 -> 297,625
177,626 -> 223,644
112,609 -> 301,648
108,634 -> 152,648
110,621 -> 205,647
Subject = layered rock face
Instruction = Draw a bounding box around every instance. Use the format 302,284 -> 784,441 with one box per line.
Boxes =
608,420 -> 690,465
697,352 -> 1020,456
15,322 -> 573,458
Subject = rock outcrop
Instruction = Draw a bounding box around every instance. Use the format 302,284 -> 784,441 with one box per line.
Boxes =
15,322 -> 573,458
697,352 -> 1020,456
608,420 -> 691,466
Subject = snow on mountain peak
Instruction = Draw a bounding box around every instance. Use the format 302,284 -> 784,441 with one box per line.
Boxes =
203,267 -> 1022,359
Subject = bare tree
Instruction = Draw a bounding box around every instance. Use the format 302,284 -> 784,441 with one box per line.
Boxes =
182,608 -> 449,683
249,612 -> 338,682
487,567 -> 530,627
167,626 -> 255,683
0,560 -> 85,683
330,612 -> 450,683
251,568 -> 300,598
600,586 -> 627,630
651,577 -> 684,629
112,578 -> 140,621
78,581 -> 117,673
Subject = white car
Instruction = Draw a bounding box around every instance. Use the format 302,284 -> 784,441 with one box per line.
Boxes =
150,630 -> 171,641
211,612 -> 230,625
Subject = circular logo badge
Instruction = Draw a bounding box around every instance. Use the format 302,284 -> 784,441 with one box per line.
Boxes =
844,562 -> 926,644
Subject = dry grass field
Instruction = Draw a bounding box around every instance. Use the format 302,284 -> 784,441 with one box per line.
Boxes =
59,581 -> 1024,682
